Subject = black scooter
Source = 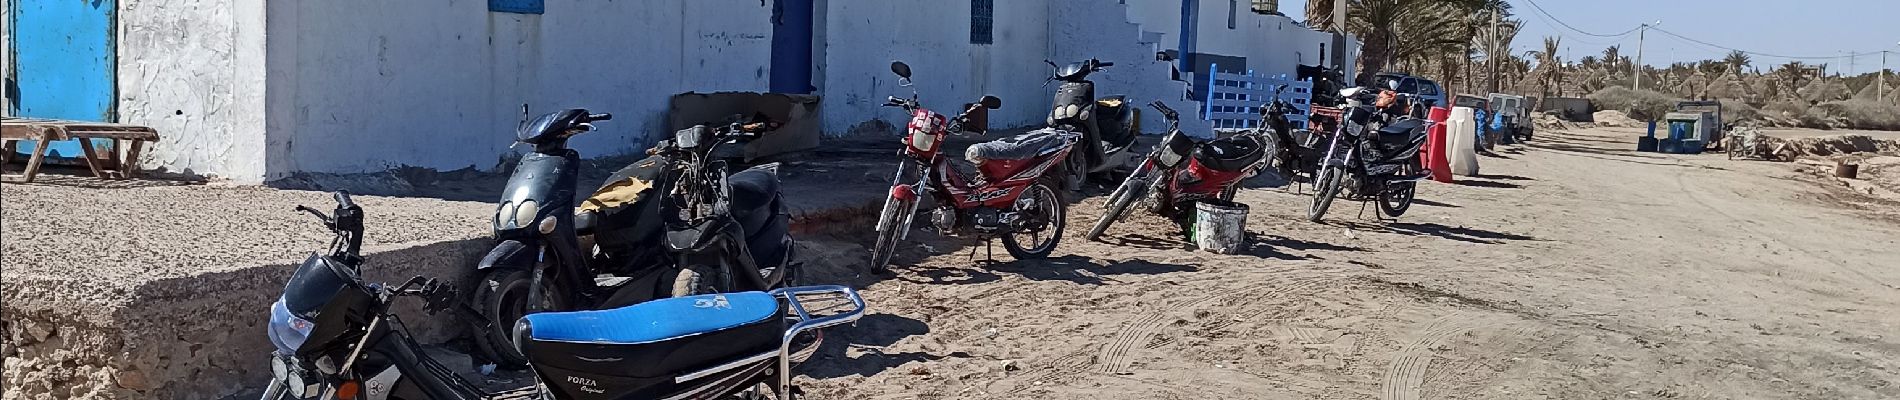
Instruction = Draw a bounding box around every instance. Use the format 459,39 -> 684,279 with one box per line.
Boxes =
469,110 -> 794,368
262,191 -> 862,400
1043,58 -> 1141,188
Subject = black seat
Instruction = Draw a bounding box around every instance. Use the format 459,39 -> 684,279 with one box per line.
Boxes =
966,129 -> 1071,162
726,167 -> 790,269
1095,96 -> 1139,148
517,292 -> 784,380
1193,136 -> 1266,172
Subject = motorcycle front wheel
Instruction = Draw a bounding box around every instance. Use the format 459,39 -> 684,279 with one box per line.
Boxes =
1003,181 -> 1066,259
470,267 -> 565,369
1086,164 -> 1155,241
1308,166 -> 1344,223
1379,181 -> 1416,217
868,194 -> 916,274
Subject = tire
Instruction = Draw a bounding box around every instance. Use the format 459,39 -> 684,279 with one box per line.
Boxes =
469,268 -> 561,369
1379,181 -> 1416,217
1307,166 -> 1344,223
1086,166 -> 1154,241
868,195 -> 915,274
1003,181 -> 1066,259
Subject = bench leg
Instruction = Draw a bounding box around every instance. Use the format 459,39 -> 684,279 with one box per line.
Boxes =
78,138 -> 108,178
1,140 -> 16,173
110,139 -> 124,172
20,132 -> 54,183
123,139 -> 146,179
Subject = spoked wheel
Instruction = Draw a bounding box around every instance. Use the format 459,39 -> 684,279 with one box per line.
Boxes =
1003,181 -> 1066,259
868,194 -> 917,274
470,267 -> 564,369
1086,164 -> 1155,241
1378,181 -> 1416,217
1307,166 -> 1344,223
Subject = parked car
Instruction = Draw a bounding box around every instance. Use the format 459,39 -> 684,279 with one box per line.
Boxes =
1370,73 -> 1447,112
1487,93 -> 1533,142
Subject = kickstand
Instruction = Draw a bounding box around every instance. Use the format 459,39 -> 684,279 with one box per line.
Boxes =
1356,200 -> 1370,220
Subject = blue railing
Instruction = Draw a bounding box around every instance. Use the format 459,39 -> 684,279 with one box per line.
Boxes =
1202,65 -> 1314,131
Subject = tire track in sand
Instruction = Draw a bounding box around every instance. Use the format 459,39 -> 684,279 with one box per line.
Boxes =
1097,275 -> 1327,375
1379,313 -> 1508,400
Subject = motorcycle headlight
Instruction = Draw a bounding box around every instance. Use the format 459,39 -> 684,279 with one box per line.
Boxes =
267,299 -> 315,354
511,200 -> 539,229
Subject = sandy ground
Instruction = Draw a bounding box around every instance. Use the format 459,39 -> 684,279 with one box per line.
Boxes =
787,127 -> 1900,399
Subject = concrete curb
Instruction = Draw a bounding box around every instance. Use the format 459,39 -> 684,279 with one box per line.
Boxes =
3,238 -> 488,399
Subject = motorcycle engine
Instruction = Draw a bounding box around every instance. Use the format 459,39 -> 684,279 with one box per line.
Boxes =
931,207 -> 959,235
971,208 -> 1014,233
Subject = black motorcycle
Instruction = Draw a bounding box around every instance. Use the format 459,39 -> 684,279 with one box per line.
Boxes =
261,191 -> 863,400
1306,84 -> 1432,223
1043,58 -> 1141,188
470,110 -> 793,368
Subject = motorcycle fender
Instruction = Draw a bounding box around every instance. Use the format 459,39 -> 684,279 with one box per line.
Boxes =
477,240 -> 537,271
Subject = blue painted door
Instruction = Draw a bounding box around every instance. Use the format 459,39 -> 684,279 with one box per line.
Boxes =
12,0 -> 118,158
768,0 -> 814,94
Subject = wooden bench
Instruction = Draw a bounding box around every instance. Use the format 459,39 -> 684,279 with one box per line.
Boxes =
1,117 -> 160,183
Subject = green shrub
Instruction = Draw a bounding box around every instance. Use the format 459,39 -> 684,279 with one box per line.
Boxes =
1587,87 -> 1678,121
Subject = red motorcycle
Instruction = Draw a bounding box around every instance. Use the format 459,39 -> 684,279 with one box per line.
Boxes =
1085,101 -> 1270,241
868,61 -> 1080,273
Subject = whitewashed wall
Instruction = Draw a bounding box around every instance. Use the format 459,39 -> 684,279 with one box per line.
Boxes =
816,0 -> 1212,137
116,0 -> 270,181
814,0 -> 1053,136
262,0 -> 773,180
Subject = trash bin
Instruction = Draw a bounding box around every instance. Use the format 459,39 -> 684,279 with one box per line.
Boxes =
1192,200 -> 1250,254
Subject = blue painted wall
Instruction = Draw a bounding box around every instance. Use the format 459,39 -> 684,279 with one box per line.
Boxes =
13,0 -> 117,158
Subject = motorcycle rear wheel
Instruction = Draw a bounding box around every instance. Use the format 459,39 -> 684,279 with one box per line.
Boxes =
1087,165 -> 1154,241
1308,166 -> 1344,223
1004,181 -> 1066,259
1379,181 -> 1416,217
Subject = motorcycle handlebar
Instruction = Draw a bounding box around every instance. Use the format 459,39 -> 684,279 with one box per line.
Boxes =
1096,61 -> 1114,68
1148,100 -> 1179,121
586,113 -> 613,122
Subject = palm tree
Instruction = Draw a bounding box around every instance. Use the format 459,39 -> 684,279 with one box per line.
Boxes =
1343,0 -> 1462,84
1601,45 -> 1622,74
1305,0 -> 1339,32
1525,36 -> 1564,97
1472,18 -> 1522,93
1722,50 -> 1751,77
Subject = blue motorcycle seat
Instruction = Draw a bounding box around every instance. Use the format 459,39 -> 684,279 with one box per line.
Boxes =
524,291 -> 780,345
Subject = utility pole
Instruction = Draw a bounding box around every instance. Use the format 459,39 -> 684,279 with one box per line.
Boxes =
1487,2 -> 1500,94
1634,21 -> 1659,92
1883,49 -> 1890,102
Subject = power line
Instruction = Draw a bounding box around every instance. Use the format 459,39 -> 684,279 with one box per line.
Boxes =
1518,0 -> 1641,38
1648,26 -> 1883,61
1516,0 -> 1882,62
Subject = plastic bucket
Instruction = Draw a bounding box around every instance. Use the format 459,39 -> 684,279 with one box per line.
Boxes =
1192,200 -> 1250,254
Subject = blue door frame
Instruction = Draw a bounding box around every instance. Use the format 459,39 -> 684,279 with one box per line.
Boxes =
769,0 -> 814,94
11,0 -> 118,159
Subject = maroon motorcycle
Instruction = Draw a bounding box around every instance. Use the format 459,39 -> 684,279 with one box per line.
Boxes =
1085,101 -> 1271,241
868,61 -> 1080,273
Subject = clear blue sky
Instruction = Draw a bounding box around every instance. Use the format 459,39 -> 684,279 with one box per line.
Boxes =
1278,0 -> 1900,74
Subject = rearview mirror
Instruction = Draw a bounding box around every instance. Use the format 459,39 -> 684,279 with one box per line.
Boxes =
1387,80 -> 1400,90
890,61 -> 912,79
979,95 -> 1002,110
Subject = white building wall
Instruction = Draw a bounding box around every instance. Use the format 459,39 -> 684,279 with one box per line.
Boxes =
815,0 -> 1052,136
817,0 -> 1211,137
116,0 -> 270,181
263,0 -> 773,179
